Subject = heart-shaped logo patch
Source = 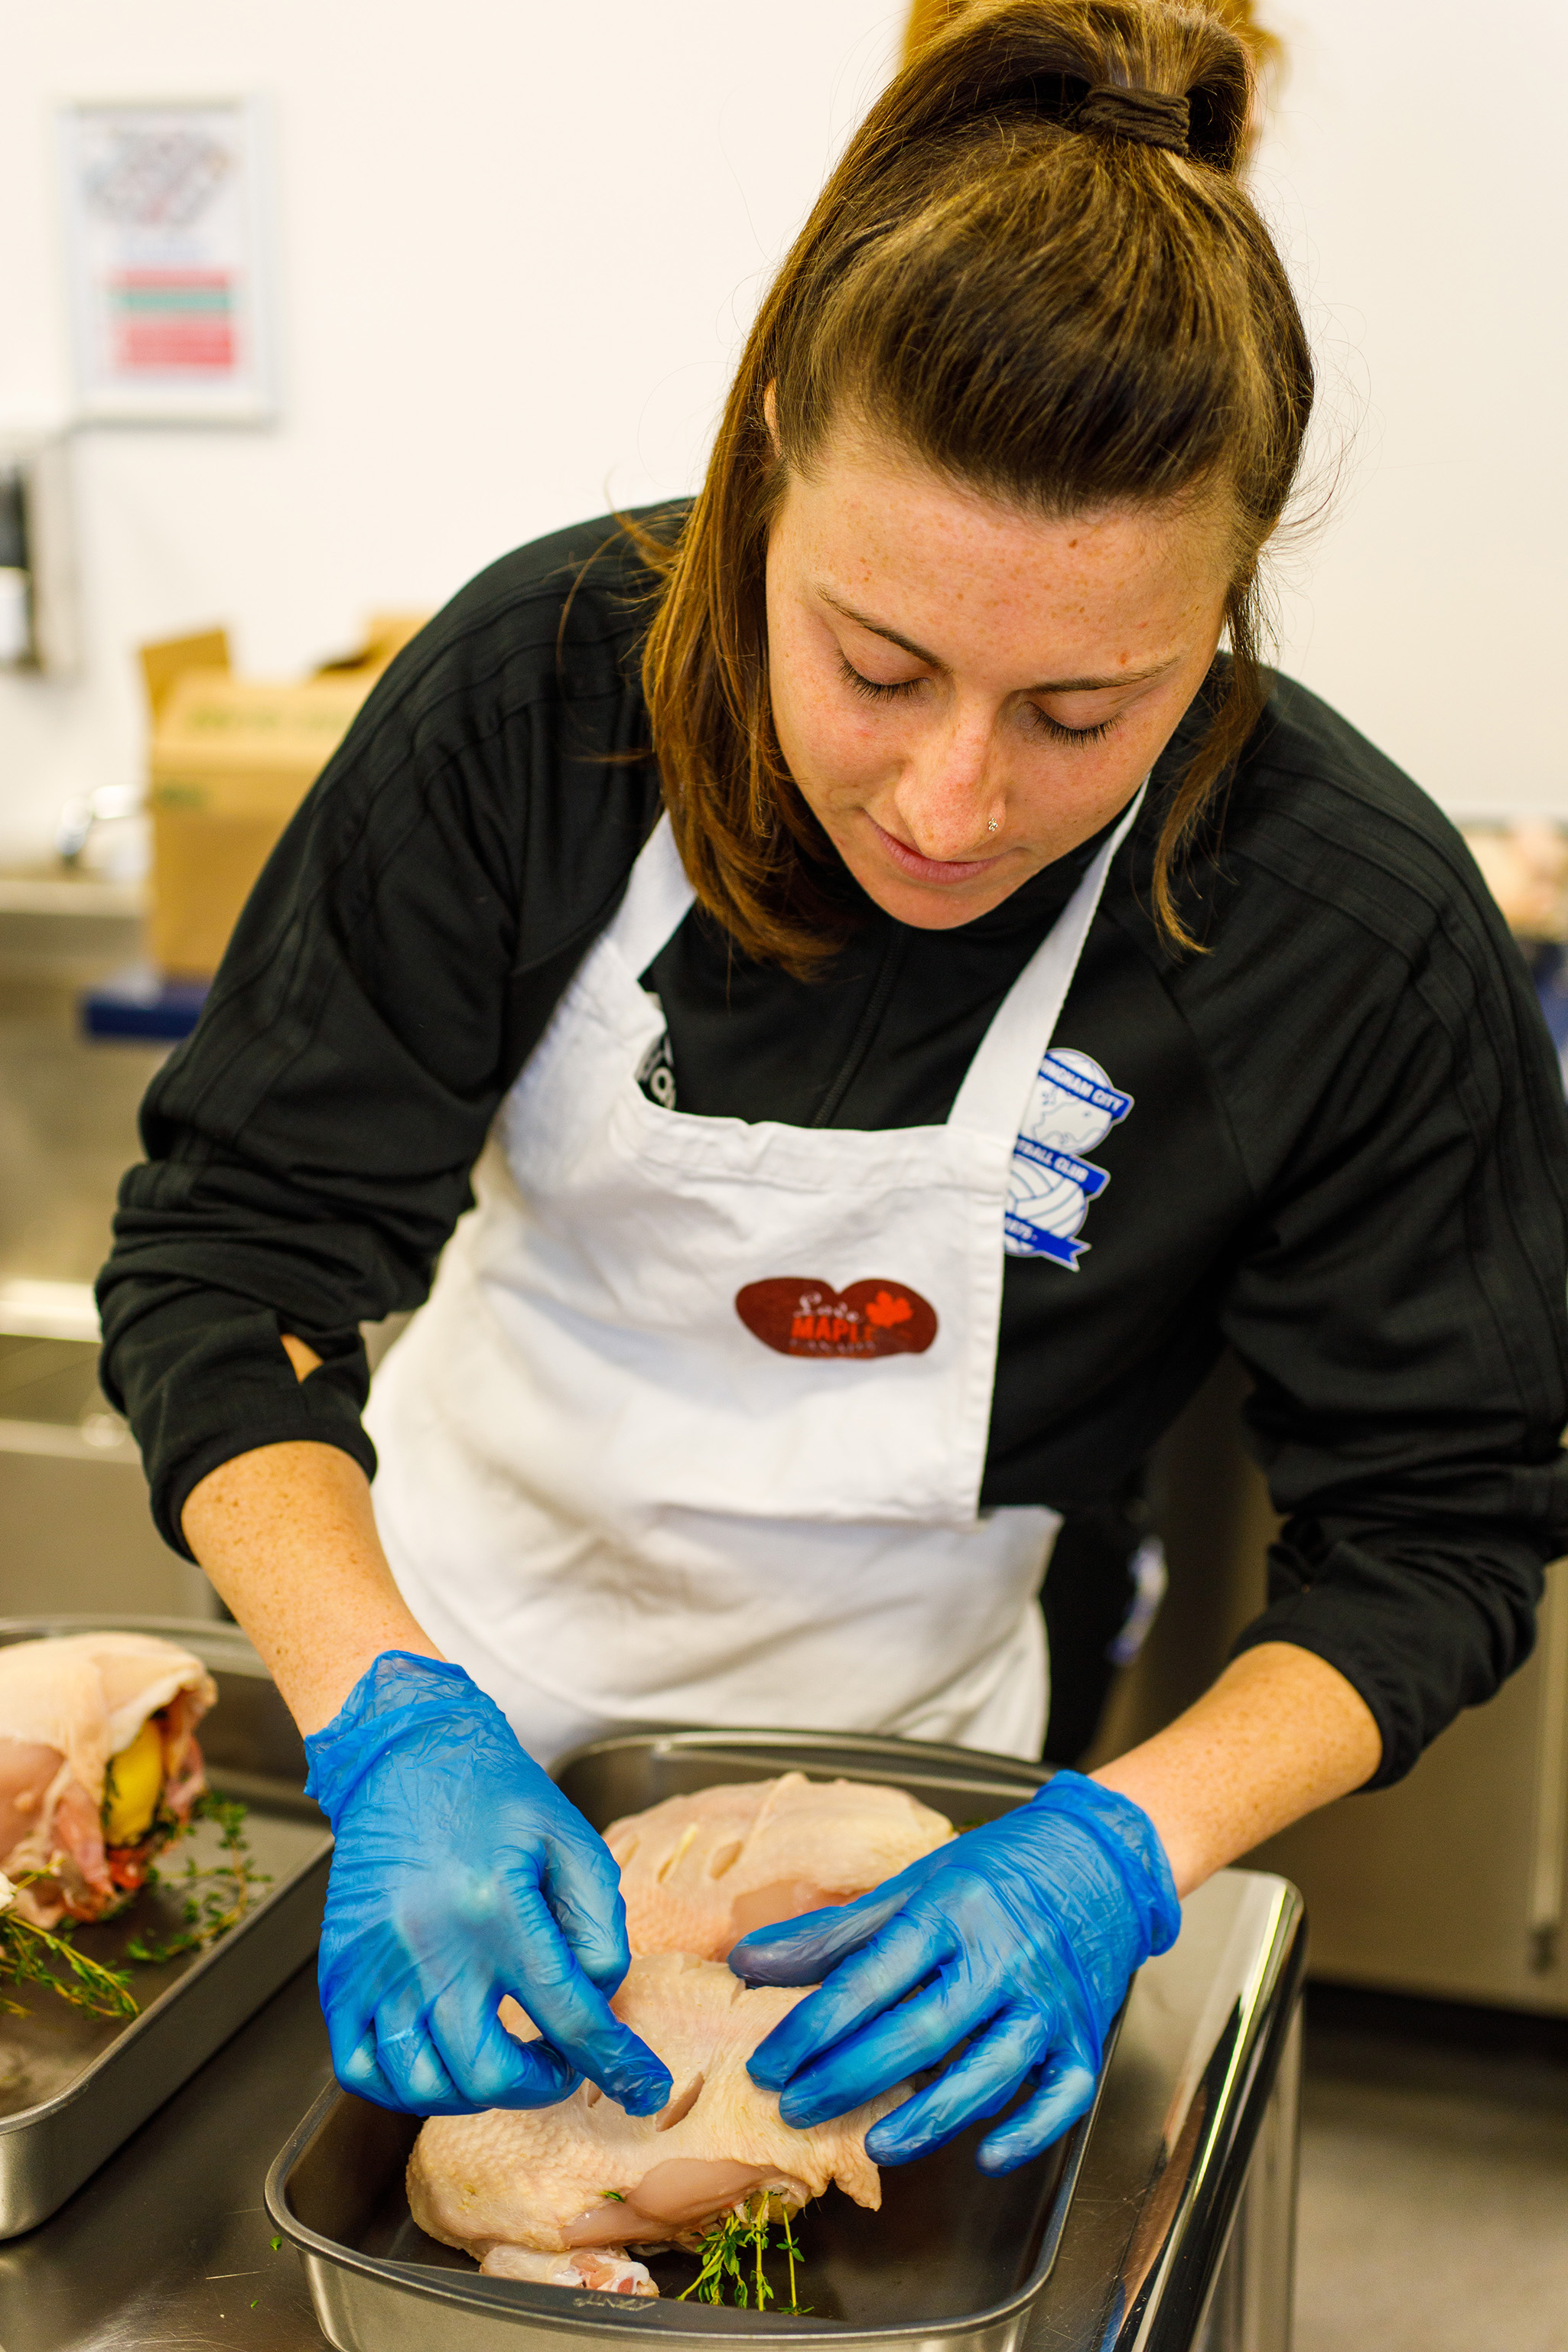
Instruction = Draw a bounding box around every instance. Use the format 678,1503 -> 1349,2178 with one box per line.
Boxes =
735,1278 -> 939,1360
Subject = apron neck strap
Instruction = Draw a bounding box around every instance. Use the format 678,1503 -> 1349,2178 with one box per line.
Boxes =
947,782 -> 1147,1149
603,812 -> 697,978
607,789 -> 1146,1145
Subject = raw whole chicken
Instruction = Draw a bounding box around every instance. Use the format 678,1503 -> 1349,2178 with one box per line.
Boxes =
605,1771 -> 953,1960
408,1950 -> 907,2285
0,1633 -> 216,1927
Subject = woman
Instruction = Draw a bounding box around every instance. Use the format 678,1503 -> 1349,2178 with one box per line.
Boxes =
100,0 -> 1568,2172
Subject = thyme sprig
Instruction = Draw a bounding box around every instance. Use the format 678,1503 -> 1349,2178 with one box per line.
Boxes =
0,1892 -> 138,2022
125,1792 -> 270,1964
0,1784 -> 268,2024
676,2194 -> 808,2313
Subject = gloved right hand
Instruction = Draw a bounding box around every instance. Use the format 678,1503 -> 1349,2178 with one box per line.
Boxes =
304,1651 -> 673,2119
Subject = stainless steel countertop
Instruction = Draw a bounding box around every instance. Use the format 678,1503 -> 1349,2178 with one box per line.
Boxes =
0,1867 -> 1302,2351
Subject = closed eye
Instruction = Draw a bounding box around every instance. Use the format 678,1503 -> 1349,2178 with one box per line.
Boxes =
839,656 -> 922,704
1023,706 -> 1117,747
840,656 -> 1117,747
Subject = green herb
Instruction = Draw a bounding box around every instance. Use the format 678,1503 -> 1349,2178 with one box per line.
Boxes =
0,1791 -> 268,2024
270,2237 -> 282,2253
125,1792 -> 271,1965
782,2206 -> 801,2312
676,2194 -> 809,2314
0,1897 -> 138,2022
601,2189 -> 626,2201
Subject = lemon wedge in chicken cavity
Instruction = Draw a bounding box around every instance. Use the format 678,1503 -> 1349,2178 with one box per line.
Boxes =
103,1716 -> 164,1846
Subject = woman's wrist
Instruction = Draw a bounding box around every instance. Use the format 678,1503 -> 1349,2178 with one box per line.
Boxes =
1032,1771 -> 1182,1960
303,1652 -> 499,1823
182,1438 -> 444,1735
1091,1641 -> 1383,1898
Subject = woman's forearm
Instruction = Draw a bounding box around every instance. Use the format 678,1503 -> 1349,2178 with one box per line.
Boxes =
1092,1641 -> 1382,1897
181,1434 -> 440,1736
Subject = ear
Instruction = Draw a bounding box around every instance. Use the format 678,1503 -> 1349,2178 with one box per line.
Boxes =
762,379 -> 782,455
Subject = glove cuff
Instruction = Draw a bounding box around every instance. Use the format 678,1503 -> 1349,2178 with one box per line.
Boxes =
303,1651 -> 498,1827
1030,1770 -> 1182,1963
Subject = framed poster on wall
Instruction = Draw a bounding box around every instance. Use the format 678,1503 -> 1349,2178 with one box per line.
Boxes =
58,98 -> 277,425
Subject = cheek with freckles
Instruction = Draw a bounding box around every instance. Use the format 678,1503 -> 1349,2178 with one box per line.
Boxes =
784,695 -> 898,819
770,626 -> 897,828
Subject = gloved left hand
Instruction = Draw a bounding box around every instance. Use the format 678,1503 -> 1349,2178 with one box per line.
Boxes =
730,1770 -> 1179,2173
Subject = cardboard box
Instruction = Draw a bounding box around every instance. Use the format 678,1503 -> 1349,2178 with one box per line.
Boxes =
142,616 -> 426,978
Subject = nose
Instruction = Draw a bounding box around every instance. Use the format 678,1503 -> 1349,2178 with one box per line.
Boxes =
890,707 -> 1006,858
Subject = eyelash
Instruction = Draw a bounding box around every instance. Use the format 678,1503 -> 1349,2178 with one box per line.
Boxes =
837,657 -> 1116,747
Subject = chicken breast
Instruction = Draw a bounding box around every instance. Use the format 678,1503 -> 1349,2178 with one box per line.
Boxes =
407,1950 -> 906,2280
0,1633 -> 216,1926
605,1772 -> 952,1960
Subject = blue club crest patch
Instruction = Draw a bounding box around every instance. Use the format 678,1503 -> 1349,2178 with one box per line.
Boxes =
1004,1048 -> 1133,1270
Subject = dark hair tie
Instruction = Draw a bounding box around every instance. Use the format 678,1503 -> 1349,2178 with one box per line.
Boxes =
1077,83 -> 1191,155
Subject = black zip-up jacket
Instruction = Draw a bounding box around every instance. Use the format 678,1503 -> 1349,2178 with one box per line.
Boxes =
98,516 -> 1568,1786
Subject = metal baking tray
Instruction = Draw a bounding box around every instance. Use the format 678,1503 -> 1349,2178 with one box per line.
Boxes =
268,1729 -> 1109,2352
0,1612 -> 330,2237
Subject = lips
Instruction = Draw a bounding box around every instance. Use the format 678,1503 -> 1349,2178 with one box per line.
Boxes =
868,818 -> 1003,886
736,1279 -> 939,1359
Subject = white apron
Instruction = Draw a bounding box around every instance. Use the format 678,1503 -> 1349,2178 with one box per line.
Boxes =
367,795 -> 1142,1764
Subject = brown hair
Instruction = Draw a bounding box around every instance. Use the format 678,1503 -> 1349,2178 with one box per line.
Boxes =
903,0 -> 1285,95
639,1 -> 1314,970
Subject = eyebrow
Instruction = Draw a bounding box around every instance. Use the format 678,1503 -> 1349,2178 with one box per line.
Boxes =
821,592 -> 1179,695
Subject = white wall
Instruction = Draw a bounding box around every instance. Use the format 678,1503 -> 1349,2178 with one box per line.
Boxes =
0,0 -> 903,860
0,0 -> 1563,864
1257,0 -> 1568,817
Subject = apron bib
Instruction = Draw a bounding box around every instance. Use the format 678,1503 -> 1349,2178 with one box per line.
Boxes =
367,795 -> 1142,1762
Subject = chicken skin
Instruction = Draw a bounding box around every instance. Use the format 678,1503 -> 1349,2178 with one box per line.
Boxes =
0,1633 -> 215,1925
604,1771 -> 952,1960
407,1951 -> 906,2282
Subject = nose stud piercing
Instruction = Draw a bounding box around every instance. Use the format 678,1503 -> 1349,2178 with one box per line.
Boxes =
987,817 -> 1000,834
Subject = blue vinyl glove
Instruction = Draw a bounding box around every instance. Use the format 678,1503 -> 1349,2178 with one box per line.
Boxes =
304,1651 -> 673,2119
730,1771 -> 1179,2173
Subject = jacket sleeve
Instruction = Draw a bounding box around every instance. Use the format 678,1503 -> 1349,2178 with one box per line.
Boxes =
99,574 -> 659,1560
1214,816 -> 1568,1784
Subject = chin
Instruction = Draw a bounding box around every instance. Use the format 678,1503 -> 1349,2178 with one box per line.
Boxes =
854,867 -> 1017,930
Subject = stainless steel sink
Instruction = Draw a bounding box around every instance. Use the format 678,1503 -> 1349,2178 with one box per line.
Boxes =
0,866 -> 145,983
0,1325 -> 214,1618
0,864 -> 215,1618
0,864 -> 160,1290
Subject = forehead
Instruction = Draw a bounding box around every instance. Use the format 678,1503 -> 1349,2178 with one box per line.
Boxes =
782,425 -> 1234,665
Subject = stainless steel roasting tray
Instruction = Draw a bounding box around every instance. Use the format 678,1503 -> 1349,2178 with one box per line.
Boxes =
268,1729 -> 1109,2352
0,1613 -> 331,2237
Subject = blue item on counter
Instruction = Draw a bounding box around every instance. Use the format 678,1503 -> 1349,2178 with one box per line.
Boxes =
303,1651 -> 672,2118
733,1769 -> 1179,2173
1527,942 -> 1568,1097
80,966 -> 208,1043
